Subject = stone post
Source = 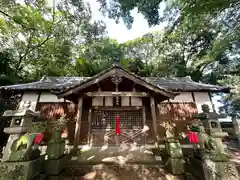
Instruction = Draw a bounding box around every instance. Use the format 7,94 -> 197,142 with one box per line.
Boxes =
44,116 -> 69,178
190,104 -> 240,180
232,113 -> 240,147
1,101 -> 36,162
0,101 -> 44,180
162,122 -> 184,175
165,138 -> 185,175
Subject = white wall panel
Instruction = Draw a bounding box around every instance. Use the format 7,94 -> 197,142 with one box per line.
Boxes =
92,97 -> 103,106
131,97 -> 142,106
170,92 -> 193,102
105,97 -> 113,106
194,92 -> 213,112
39,92 -> 64,102
121,97 -> 129,106
20,92 -> 39,110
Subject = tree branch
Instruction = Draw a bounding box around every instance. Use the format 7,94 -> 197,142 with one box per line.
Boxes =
16,34 -> 54,71
16,31 -> 34,70
0,10 -> 35,30
199,61 -> 214,74
15,1 -> 57,71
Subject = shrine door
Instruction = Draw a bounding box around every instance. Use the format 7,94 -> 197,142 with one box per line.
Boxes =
90,107 -> 145,147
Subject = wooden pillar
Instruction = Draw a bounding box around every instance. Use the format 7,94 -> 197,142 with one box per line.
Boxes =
87,108 -> 92,146
208,92 -> 216,112
150,96 -> 160,148
142,104 -> 146,144
74,97 -> 83,149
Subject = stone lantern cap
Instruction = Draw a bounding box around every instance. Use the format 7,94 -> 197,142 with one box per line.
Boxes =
2,109 -> 40,117
211,131 -> 228,138
1,101 -> 40,134
1,100 -> 40,118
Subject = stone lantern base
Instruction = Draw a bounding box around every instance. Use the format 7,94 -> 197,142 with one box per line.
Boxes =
0,156 -> 44,180
165,138 -> 185,175
44,154 -> 70,176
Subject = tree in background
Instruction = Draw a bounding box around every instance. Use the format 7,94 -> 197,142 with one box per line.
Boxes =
0,0 -> 107,82
0,0 -> 239,114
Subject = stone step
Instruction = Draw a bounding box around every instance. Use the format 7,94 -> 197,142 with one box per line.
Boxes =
68,159 -> 164,165
60,163 -> 184,180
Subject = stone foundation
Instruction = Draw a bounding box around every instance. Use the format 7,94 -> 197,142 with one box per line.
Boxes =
44,154 -> 69,175
165,138 -> 185,175
186,156 -> 239,180
167,157 -> 185,175
0,156 -> 44,180
202,159 -> 239,180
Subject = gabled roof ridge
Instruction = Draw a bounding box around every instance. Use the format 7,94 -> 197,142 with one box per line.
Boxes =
116,67 -> 175,95
56,65 -> 178,98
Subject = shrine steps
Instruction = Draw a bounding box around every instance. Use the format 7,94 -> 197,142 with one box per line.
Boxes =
42,146 -> 195,179
59,146 -> 169,180
59,162 -> 186,180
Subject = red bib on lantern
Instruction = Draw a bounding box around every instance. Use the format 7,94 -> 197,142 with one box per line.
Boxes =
187,131 -> 199,144
115,115 -> 120,135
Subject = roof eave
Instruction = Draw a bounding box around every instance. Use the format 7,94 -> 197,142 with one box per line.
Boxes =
170,88 -> 230,93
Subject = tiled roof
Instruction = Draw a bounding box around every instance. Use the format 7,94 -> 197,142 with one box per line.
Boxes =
0,75 -> 229,93
144,76 -> 230,92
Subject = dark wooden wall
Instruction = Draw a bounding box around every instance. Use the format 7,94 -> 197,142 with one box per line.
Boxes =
36,102 -> 77,144
156,102 -> 198,143
36,101 -> 198,145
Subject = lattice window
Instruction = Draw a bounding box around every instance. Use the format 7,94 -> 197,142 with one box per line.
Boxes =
91,109 -> 143,129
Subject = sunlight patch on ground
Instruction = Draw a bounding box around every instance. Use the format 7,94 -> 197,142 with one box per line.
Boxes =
81,145 -> 91,152
77,146 -> 157,164
87,155 -> 95,161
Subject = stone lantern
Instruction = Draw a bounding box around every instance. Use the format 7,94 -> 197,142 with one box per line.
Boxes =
190,104 -> 240,180
1,100 -> 40,162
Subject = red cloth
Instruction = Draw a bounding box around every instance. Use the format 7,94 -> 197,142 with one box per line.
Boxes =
187,131 -> 199,144
34,133 -> 43,144
115,115 -> 120,135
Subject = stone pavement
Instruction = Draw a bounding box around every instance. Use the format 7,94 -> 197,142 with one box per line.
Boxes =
62,164 -> 185,180
62,145 -> 186,180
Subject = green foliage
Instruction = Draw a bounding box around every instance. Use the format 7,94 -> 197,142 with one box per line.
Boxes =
30,122 -> 46,133
97,0 -> 164,28
53,115 -> 68,132
0,0 -> 239,114
0,0 -> 107,82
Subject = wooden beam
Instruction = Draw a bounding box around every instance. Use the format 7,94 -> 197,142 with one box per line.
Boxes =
191,92 -> 196,102
58,69 -> 118,98
93,106 -> 141,111
86,91 -> 149,97
116,71 -> 176,98
74,97 -> 83,149
150,96 -> 160,148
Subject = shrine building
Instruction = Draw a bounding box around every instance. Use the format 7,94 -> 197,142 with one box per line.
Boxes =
0,65 -> 230,148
